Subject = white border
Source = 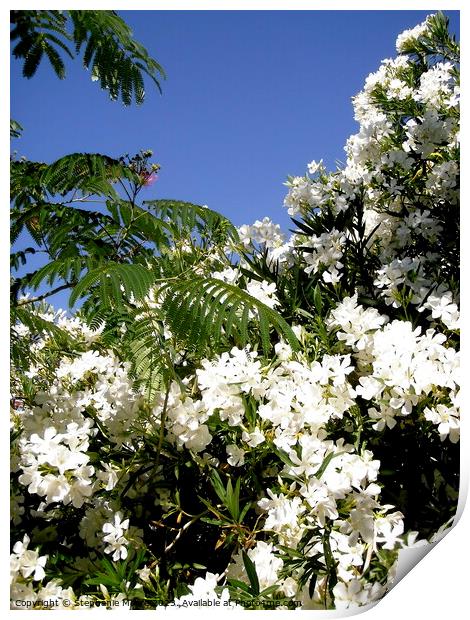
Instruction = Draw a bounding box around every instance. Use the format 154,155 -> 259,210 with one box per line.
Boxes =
4,2 -> 467,618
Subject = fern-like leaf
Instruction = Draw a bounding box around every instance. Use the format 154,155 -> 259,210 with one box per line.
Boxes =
39,153 -> 136,197
22,40 -> 44,78
69,262 -> 155,308
143,199 -> 239,244
118,307 -> 167,399
11,10 -> 165,104
160,276 -> 300,356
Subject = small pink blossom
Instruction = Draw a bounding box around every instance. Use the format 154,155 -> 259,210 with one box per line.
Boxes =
141,172 -> 158,186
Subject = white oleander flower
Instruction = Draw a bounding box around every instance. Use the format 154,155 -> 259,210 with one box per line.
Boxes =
226,444 -> 245,466
11,535 -> 48,582
102,512 -> 130,561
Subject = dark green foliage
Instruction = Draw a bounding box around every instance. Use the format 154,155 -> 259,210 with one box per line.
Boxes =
10,119 -> 23,138
11,146 -> 299,396
370,419 -> 459,539
10,11 -> 71,79
11,153 -> 138,206
242,551 -> 260,595
11,10 -> 165,105
397,12 -> 459,64
69,262 -> 156,308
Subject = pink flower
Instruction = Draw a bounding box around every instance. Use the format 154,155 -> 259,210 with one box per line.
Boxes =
141,172 -> 158,187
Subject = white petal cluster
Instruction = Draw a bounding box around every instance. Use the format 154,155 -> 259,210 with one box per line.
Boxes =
395,15 -> 434,52
227,541 -> 284,590
102,511 -> 130,561
246,279 -> 280,309
172,572 -> 237,608
328,295 -> 460,440
158,382 -> 212,452
10,535 -> 47,583
10,535 -> 76,610
18,424 -> 95,508
302,229 -> 345,282
238,216 -> 285,248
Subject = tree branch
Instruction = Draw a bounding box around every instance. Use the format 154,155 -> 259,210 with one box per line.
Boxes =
16,282 -> 76,306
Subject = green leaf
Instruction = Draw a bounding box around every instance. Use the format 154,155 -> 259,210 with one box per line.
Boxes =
242,550 -> 260,596
259,584 -> 280,597
272,446 -> 296,468
313,283 -> 323,314
23,40 -> 44,78
228,578 -> 252,594
10,119 -> 23,138
209,470 -> 227,504
239,501 -> 252,523
314,451 -> 344,480
11,10 -> 165,104
226,477 -> 241,521
69,262 -> 154,307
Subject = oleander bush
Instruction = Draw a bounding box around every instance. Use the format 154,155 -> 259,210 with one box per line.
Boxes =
10,12 -> 459,610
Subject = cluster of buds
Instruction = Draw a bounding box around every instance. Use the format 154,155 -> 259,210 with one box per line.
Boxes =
119,150 -> 161,187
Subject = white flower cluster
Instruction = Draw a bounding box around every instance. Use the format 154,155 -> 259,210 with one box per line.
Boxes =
395,14 -> 434,52
302,228 -> 345,283
373,258 -> 459,329
277,14 -> 459,337
172,572 -> 238,609
143,343 -> 409,605
11,317 -> 149,580
246,279 -> 280,309
227,541 -> 284,590
238,217 -> 285,248
10,535 -> 76,610
284,173 -> 328,217
102,512 -> 130,561
18,424 -> 94,508
237,217 -> 296,273
329,294 -> 459,439
157,382 -> 212,452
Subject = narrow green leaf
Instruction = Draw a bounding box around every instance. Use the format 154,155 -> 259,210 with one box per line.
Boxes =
210,470 -> 227,504
242,550 -> 260,596
314,451 -> 344,480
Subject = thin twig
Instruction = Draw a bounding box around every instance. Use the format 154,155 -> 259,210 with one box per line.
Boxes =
155,380 -> 171,468
16,282 -> 75,306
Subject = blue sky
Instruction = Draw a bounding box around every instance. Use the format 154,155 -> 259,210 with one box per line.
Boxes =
10,10 -> 459,308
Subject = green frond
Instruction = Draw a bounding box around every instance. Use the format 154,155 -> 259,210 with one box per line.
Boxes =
12,9 -> 165,103
160,276 -> 300,356
10,119 -> 24,139
24,219 -> 45,247
11,153 -> 137,205
42,32 -> 73,58
118,308 -> 167,398
10,159 -> 46,204
69,262 -> 155,308
82,32 -> 98,68
43,40 -> 66,79
11,11 -> 71,79
39,152 -> 136,196
10,248 -> 37,271
131,66 -> 146,103
27,257 -> 84,290
143,199 -> 239,244
22,40 -> 44,78
120,56 -> 134,107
